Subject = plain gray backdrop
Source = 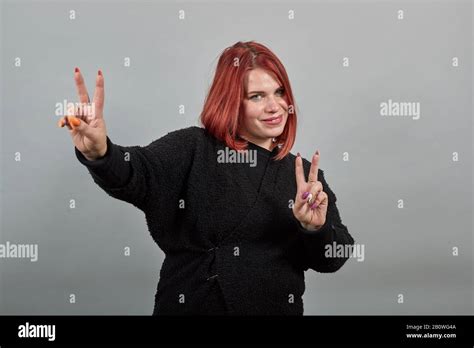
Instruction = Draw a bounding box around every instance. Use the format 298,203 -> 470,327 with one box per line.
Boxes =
0,0 -> 472,315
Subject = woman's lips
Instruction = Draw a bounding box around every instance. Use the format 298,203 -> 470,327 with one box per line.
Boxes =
262,114 -> 283,125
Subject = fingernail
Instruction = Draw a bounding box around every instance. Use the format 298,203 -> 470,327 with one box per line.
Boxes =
310,202 -> 318,209
297,152 -> 300,157
315,149 -> 320,156
75,67 -> 79,73
67,116 -> 81,127
57,118 -> 64,127
66,116 -> 74,128
302,191 -> 310,200
98,69 -> 102,76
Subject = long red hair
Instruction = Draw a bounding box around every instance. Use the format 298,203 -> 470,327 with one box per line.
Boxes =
199,41 -> 298,161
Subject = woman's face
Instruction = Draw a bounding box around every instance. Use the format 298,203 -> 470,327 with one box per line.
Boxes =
239,68 -> 289,150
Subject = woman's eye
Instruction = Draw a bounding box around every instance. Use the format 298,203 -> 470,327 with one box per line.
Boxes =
250,89 -> 284,100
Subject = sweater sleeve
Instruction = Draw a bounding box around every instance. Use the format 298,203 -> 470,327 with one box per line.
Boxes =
75,126 -> 200,212
298,167 -> 355,273
75,136 -> 131,189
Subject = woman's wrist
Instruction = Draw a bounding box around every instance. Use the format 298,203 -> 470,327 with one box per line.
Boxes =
299,221 -> 323,232
82,144 -> 108,161
83,154 -> 99,161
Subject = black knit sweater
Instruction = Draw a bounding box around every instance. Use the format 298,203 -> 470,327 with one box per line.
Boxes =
75,126 -> 355,315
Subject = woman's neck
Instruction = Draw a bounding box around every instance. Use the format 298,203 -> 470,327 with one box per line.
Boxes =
238,134 -> 276,151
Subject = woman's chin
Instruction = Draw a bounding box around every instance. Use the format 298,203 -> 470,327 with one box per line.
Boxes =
261,127 -> 284,139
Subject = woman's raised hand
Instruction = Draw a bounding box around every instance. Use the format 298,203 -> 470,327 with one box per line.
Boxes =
293,151 -> 329,231
58,68 -> 108,161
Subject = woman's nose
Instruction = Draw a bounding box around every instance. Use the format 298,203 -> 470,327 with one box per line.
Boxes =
265,97 -> 280,112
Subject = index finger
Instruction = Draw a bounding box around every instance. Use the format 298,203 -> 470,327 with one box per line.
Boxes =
74,67 -> 91,103
295,153 -> 306,190
307,150 -> 320,183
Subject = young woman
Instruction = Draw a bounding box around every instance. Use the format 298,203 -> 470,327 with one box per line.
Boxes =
59,41 -> 355,315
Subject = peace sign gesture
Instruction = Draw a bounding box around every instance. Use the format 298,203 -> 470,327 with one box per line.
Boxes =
293,151 -> 329,231
58,67 -> 108,161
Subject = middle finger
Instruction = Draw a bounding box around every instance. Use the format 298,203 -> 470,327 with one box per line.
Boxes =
307,150 -> 320,183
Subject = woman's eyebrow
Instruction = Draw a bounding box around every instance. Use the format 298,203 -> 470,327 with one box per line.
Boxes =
247,86 -> 283,94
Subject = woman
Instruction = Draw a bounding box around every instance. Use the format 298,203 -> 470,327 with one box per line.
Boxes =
59,41 -> 355,315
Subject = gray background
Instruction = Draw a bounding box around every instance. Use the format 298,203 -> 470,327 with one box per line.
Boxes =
0,0 -> 472,315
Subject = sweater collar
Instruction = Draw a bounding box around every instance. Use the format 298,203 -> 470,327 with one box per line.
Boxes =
246,141 -> 278,156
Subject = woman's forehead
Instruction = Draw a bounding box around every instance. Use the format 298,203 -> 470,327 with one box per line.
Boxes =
245,69 -> 281,90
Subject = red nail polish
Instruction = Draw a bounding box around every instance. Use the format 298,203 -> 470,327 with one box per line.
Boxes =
75,67 -> 79,73
98,69 -> 102,76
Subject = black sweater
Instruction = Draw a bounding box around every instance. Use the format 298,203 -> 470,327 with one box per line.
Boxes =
75,126 -> 355,315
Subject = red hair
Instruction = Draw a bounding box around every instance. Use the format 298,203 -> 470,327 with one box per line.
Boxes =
199,41 -> 298,161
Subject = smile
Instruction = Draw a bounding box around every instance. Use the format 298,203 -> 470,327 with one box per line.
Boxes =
261,114 -> 283,125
